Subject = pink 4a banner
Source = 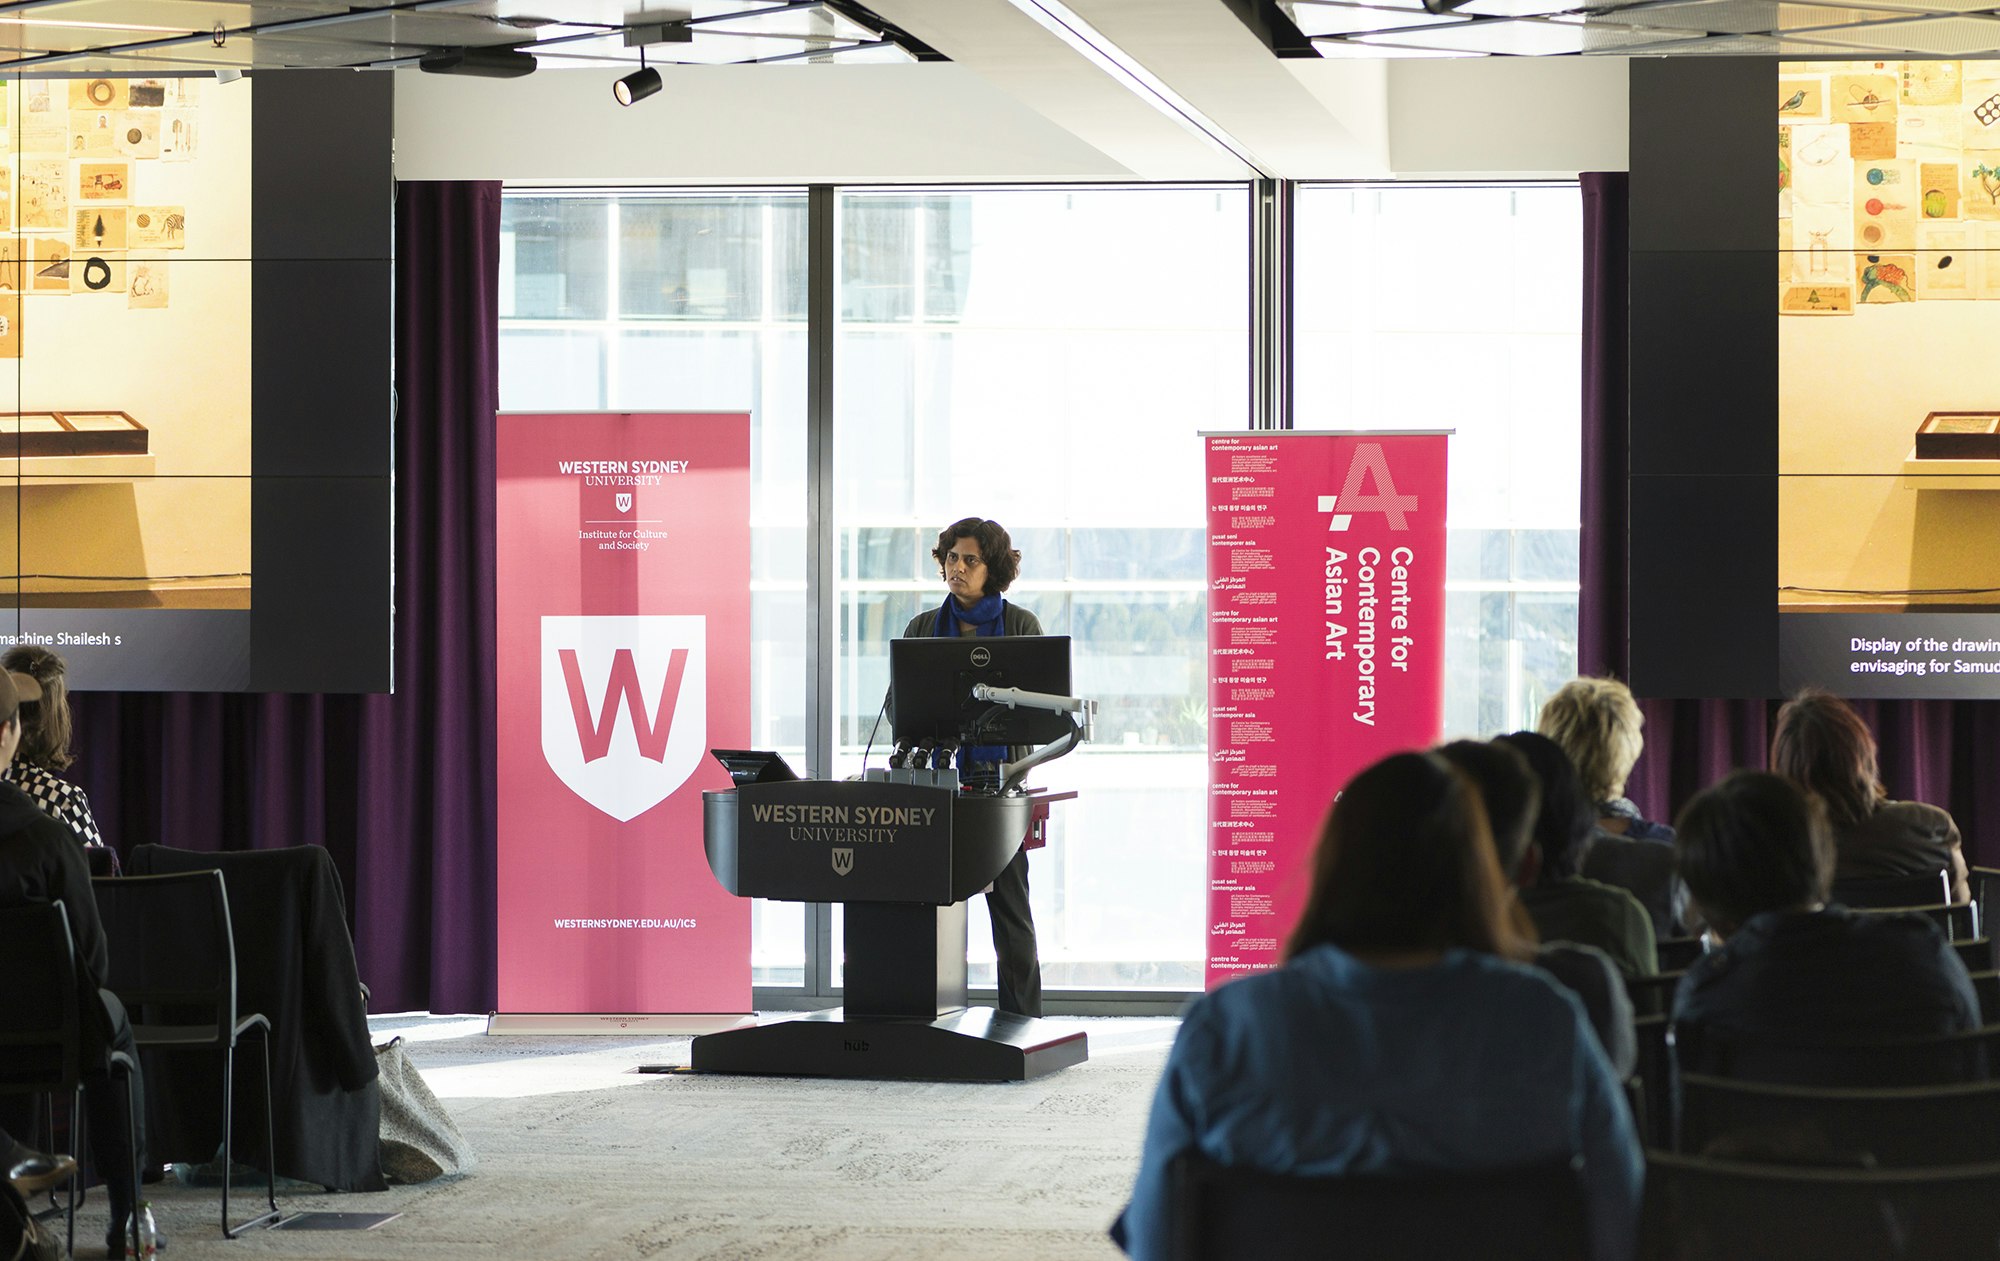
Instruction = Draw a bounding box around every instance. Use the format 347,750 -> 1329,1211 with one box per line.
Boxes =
495,412 -> 751,1015
1203,431 -> 1449,989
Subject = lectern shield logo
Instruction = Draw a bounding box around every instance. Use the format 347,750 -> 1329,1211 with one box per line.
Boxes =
615,493 -> 632,513
831,848 -> 854,876
542,615 -> 707,823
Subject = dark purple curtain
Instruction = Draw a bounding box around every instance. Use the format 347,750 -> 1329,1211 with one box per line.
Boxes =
1579,172 -> 2000,863
70,181 -> 501,1014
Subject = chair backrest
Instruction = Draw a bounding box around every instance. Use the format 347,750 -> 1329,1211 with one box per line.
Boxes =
1624,970 -> 1686,1020
1955,937 -> 1996,975
1642,1149 -> 2000,1261
1831,870 -> 1951,910
1674,1021 -> 2000,1088
1971,972 -> 2000,1026
0,901 -> 82,1094
1656,937 -> 1706,973
91,871 -> 238,1037
1634,1015 -> 1672,1148
1168,1150 -> 1588,1261
1851,901 -> 1980,941
1678,1073 -> 2000,1167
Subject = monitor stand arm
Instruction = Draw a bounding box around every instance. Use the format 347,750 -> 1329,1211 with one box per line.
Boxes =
971,685 -> 1096,795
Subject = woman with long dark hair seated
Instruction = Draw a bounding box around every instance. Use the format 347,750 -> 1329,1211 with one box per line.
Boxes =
1113,751 -> 1642,1261
1769,688 -> 1968,904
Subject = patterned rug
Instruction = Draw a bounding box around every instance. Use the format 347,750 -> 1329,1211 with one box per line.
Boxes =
97,1013 -> 1176,1261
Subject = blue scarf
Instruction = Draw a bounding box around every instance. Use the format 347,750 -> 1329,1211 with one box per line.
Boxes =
932,593 -> 1008,771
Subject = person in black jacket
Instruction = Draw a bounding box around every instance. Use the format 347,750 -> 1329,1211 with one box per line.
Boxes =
900,517 -> 1045,1017
0,667 -> 149,1257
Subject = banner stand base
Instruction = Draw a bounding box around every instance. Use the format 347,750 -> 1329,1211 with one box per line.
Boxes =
681,1006 -> 1087,1082
486,1013 -> 756,1036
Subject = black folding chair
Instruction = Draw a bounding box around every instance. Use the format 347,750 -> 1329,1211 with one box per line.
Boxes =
1674,1020 -> 2000,1088
1678,1073 -> 2000,1166
1955,937 -> 1996,974
1634,1014 -> 1672,1149
1624,970 -> 1687,1020
1656,937 -> 1706,973
1970,971 -> 2000,1026
1830,870 -> 1951,910
1851,902 -> 1981,941
92,872 -> 281,1237
1166,1149 -> 1588,1261
0,902 -> 140,1258
1642,1149 -> 2000,1260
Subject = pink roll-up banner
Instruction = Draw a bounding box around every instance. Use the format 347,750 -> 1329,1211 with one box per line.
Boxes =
494,412 -> 752,1026
1204,431 -> 1450,989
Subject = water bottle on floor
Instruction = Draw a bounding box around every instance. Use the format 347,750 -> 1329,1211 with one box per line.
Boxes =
125,1202 -> 157,1260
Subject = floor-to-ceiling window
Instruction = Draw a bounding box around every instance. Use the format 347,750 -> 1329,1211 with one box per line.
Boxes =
495,180 -> 1581,1005
1294,183 -> 1584,737
498,189 -> 812,987
831,186 -> 1250,992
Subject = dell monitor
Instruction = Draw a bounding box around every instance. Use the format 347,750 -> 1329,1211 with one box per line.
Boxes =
889,635 -> 1074,749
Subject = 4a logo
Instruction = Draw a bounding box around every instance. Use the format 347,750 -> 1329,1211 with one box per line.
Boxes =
1317,442 -> 1418,532
614,492 -> 633,513
831,848 -> 854,876
541,616 -> 707,822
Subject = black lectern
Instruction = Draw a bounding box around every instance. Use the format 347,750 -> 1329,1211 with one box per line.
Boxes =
693,776 -> 1088,1081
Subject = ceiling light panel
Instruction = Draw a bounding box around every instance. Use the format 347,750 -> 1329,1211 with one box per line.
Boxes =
1288,3 -> 1480,35
1794,13 -> 2000,49
34,0 -> 338,26
691,4 -> 875,41
1311,35 -> 1488,52
1595,26 -> 1866,47
1581,0 -> 1924,31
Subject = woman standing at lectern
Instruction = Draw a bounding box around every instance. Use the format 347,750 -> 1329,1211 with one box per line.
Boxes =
901,516 -> 1045,1018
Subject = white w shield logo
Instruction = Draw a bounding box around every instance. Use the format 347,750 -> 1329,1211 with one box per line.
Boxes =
541,615 -> 707,822
615,493 -> 632,513
831,848 -> 854,876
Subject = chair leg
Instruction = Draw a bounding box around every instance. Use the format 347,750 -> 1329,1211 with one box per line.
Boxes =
123,1067 -> 140,1261
220,1034 -> 281,1238
65,1087 -> 79,1259
219,1042 -> 232,1237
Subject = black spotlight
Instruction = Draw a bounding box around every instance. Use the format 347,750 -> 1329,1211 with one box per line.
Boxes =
614,50 -> 662,106
419,46 -> 537,78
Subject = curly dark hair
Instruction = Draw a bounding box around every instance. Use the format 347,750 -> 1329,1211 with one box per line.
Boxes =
931,518 -> 1021,595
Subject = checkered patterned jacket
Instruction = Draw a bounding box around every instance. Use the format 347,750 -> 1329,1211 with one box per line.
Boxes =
5,760 -> 104,849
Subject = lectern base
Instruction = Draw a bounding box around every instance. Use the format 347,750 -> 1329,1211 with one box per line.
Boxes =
685,1006 -> 1088,1082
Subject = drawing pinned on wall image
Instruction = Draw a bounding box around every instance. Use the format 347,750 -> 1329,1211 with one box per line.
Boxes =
0,239 -> 24,294
1782,282 -> 1854,314
77,162 -> 128,203
1966,154 -> 2000,218
1856,252 -> 1917,302
1790,202 -> 1855,283
1834,74 -> 1898,125
1916,225 -> 1972,298
1780,127 -> 1793,220
30,238 -> 69,295
1921,162 -> 1961,217
127,259 -> 166,310
1902,61 -> 1962,107
69,79 -> 127,112
75,207 -> 126,251
1781,77 -> 1826,121
126,81 -> 167,110
72,251 -> 125,295
1852,122 -> 1897,161
128,206 -> 183,250
1899,105 -> 1962,160
1789,123 -> 1852,204
1855,160 -> 1918,252
116,112 -> 159,160
67,112 -> 116,156
22,161 -> 66,231
160,111 -> 198,162
0,294 -> 23,360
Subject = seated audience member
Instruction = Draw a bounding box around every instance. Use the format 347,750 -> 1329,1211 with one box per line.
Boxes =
1671,770 -> 1977,1046
1113,751 -> 1642,1261
1539,677 -> 1673,843
1495,731 -> 1658,979
1769,688 -> 1968,905
1,645 -> 111,872
0,667 -> 151,1257
1437,739 -> 1635,1078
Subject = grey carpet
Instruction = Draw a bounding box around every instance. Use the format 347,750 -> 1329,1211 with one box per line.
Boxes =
95,1013 -> 1174,1260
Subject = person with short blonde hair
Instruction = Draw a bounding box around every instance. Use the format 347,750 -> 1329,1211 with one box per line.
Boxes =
1539,677 -> 1672,844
